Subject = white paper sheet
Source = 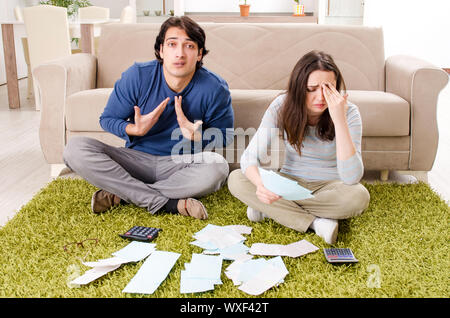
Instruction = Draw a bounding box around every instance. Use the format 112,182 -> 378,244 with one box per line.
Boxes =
180,254 -> 223,294
112,241 -> 156,262
193,224 -> 246,249
225,256 -> 289,295
202,242 -> 250,260
179,270 -> 215,293
238,263 -> 288,296
249,239 -> 319,258
122,250 -> 180,294
82,256 -> 128,268
70,264 -> 121,285
258,167 -> 314,200
70,241 -> 157,286
191,224 -> 253,262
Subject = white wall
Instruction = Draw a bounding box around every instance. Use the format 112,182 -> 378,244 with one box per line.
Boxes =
136,0 -> 173,15
90,0 -> 135,18
364,0 -> 450,68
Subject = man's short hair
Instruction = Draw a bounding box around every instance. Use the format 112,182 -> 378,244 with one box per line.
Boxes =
154,16 -> 209,69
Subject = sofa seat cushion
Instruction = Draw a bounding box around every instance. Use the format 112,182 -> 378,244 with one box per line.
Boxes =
66,88 -> 113,131
230,89 -> 410,137
347,90 -> 410,136
230,89 -> 283,130
65,88 -> 410,139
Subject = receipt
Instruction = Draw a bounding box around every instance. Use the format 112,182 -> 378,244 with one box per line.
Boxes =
249,239 -> 319,258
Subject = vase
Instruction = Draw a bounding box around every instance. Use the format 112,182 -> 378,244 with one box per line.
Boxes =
293,4 -> 305,16
239,4 -> 250,17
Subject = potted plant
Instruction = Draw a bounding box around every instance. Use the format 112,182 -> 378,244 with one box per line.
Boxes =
239,0 -> 250,17
39,0 -> 92,18
293,0 -> 305,16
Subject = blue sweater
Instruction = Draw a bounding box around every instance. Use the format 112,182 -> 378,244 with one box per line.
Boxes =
99,60 -> 234,156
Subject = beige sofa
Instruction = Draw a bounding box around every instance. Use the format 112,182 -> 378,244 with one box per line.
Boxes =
34,23 -> 448,181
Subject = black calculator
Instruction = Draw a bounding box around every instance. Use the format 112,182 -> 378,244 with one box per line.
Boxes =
324,248 -> 358,263
119,226 -> 162,242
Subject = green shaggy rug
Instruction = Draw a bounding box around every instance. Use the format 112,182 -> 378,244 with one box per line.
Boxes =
0,178 -> 448,298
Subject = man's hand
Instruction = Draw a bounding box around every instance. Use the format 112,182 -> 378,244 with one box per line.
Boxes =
174,96 -> 203,141
125,97 -> 170,136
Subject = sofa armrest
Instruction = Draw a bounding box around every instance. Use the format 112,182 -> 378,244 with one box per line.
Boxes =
386,55 -> 448,171
33,53 -> 97,164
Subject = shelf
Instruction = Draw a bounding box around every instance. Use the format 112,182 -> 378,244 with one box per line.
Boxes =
136,12 -> 317,24
185,12 -> 317,23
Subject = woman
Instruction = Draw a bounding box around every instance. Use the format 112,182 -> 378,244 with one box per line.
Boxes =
228,51 -> 370,244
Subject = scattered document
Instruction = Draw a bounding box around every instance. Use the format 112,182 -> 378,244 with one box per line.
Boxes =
202,242 -> 250,261
123,250 -> 180,294
69,241 -> 157,286
249,239 -> 319,258
225,256 -> 289,296
180,254 -> 223,294
223,225 -> 253,235
191,224 -> 253,261
238,262 -> 288,296
68,224 -> 318,296
112,241 -> 156,262
193,224 -> 247,249
258,167 -> 314,200
70,264 -> 121,286
82,256 -> 128,268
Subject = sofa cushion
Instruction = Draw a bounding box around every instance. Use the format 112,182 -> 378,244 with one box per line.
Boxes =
347,90 -> 410,136
65,88 -> 283,132
230,89 -> 410,137
97,23 -> 385,91
65,88 -> 113,132
65,88 -> 410,138
230,89 -> 283,130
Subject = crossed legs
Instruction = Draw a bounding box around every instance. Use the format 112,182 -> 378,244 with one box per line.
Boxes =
228,169 -> 370,238
63,136 -> 229,215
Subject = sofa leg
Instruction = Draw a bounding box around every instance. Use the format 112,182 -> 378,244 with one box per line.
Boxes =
51,164 -> 69,179
397,171 -> 429,183
380,170 -> 389,181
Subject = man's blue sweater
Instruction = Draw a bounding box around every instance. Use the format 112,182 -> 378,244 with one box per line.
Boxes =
99,60 -> 234,156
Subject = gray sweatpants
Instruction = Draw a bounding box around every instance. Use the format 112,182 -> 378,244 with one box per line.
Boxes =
63,136 -> 230,214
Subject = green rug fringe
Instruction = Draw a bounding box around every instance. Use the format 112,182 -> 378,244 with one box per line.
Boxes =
0,178 -> 448,298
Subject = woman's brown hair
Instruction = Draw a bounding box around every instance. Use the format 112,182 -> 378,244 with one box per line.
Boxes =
278,50 -> 346,155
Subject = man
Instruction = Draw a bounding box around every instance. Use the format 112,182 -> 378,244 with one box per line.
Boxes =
63,17 -> 234,220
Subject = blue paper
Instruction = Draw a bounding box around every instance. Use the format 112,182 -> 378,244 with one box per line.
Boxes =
122,250 -> 180,294
237,258 -> 268,283
186,254 -> 222,281
204,242 -> 249,260
258,167 -> 314,200
180,254 -> 223,293
180,271 -> 215,293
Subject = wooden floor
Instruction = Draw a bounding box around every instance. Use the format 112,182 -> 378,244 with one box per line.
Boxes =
0,77 -> 449,227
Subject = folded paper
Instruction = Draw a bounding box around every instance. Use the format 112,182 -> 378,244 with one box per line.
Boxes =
258,167 -> 314,200
249,239 -> 319,258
